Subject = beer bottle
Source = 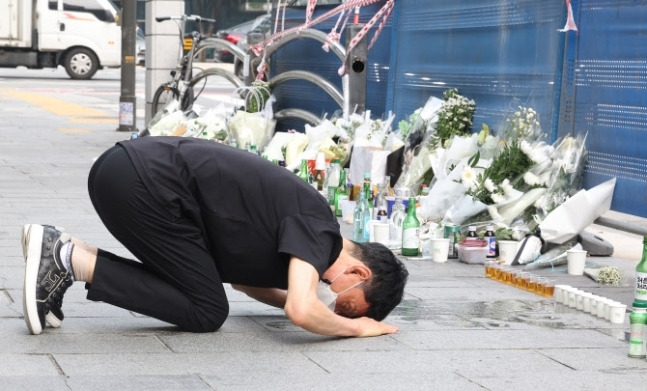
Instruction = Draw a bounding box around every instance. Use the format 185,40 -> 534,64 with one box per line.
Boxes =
334,168 -> 348,217
633,236 -> 647,308
313,160 -> 326,191
401,197 -> 420,256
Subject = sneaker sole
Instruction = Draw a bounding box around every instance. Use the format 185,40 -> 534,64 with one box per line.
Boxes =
21,225 -> 64,329
22,224 -> 44,335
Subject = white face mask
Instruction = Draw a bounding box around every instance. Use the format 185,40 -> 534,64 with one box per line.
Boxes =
316,270 -> 363,312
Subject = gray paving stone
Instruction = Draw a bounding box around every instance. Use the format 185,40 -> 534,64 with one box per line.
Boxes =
204,371 -> 485,391
0,354 -> 61,376
392,328 -> 626,350
53,352 -> 329,377
0,376 -> 70,391
538,347 -> 647,371
65,375 -> 214,391
469,369 -> 647,391
158,330 -> 406,353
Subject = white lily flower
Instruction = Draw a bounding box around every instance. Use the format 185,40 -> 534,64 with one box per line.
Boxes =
538,171 -> 552,186
487,205 -> 503,221
491,192 -> 506,204
524,172 -> 539,186
500,179 -> 515,196
520,140 -> 533,156
484,178 -> 496,192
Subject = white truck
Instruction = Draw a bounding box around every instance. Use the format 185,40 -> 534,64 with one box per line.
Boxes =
0,0 -> 122,79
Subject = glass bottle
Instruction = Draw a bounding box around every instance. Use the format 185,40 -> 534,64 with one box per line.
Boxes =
362,172 -> 373,221
628,306 -> 647,358
344,168 -> 353,200
633,236 -> 647,308
353,180 -> 371,243
484,225 -> 497,258
401,197 -> 420,256
384,175 -> 395,197
389,197 -> 406,250
375,178 -> 388,223
326,159 -> 341,206
334,167 -> 349,217
298,159 -> 309,182
466,225 -> 478,240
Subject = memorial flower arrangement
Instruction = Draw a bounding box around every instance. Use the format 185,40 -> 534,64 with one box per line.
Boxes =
412,101 -> 593,243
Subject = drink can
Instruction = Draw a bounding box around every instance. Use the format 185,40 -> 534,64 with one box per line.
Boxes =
444,224 -> 461,259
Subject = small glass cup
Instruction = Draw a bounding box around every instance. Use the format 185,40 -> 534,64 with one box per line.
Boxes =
485,260 -> 498,279
542,279 -> 555,298
526,274 -> 539,293
534,277 -> 547,295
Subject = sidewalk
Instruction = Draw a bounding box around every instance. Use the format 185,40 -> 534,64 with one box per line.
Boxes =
1,72 -> 647,390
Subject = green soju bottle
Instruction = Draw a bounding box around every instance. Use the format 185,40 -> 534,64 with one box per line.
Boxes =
633,236 -> 647,308
326,159 -> 341,206
401,197 -> 420,256
334,167 -> 348,217
298,159 -> 309,182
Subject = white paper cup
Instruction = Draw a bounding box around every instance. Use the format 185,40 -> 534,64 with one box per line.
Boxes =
430,238 -> 450,263
568,289 -> 579,308
498,240 -> 519,265
582,293 -> 594,313
340,200 -> 356,225
554,285 -> 569,303
575,290 -> 586,311
566,249 -> 588,275
598,299 -> 611,319
608,302 -> 627,324
561,286 -> 574,306
369,221 -> 390,246
589,295 -> 602,316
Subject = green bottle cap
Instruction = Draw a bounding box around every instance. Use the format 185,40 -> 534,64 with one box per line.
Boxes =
364,172 -> 371,179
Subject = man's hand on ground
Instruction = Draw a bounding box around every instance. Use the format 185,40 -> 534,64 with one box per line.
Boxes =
354,317 -> 398,337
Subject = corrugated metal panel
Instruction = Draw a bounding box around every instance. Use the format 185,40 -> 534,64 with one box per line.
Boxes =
565,0 -> 647,216
388,0 -> 565,138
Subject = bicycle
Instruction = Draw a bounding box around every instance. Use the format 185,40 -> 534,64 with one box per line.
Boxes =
150,14 -> 247,117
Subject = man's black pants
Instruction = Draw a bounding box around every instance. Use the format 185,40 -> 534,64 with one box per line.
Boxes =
86,145 -> 229,332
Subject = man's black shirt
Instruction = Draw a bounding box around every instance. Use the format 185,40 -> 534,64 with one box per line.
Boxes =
118,137 -> 342,289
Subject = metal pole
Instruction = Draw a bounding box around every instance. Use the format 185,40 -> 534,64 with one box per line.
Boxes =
118,0 -> 137,132
345,24 -> 367,115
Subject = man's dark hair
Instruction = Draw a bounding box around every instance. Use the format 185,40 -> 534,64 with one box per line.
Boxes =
349,241 -> 408,321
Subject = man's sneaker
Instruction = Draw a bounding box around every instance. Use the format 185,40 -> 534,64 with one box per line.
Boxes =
21,225 -> 65,328
23,224 -> 74,335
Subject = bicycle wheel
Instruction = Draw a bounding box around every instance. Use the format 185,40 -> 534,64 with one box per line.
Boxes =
151,84 -> 180,117
186,67 -> 245,111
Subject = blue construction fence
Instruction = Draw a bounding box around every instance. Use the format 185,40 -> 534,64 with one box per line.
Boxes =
269,0 -> 647,218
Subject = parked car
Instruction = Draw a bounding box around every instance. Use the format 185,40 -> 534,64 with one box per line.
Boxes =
136,26 -> 146,66
216,14 -> 271,63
